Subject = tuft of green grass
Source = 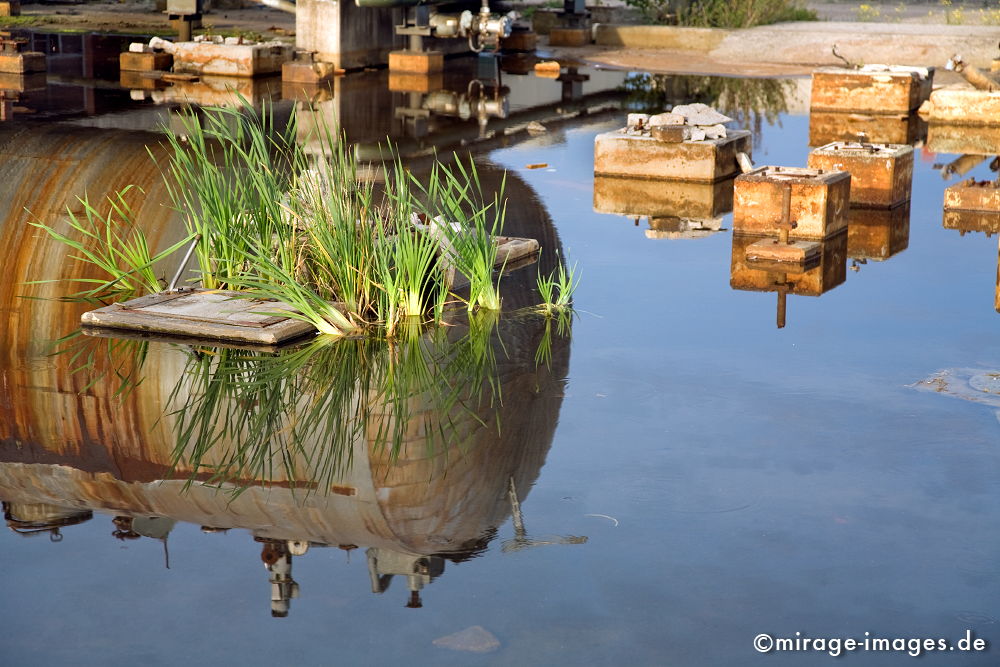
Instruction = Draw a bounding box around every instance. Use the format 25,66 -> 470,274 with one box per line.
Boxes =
535,251 -> 579,316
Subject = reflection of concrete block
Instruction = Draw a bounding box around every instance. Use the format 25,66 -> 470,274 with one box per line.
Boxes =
0,52 -> 46,74
809,111 -> 925,147
120,51 -> 173,72
944,179 -> 1000,214
811,67 -> 933,113
920,86 -> 1000,126
388,50 -> 443,74
734,166 -> 851,240
848,202 -> 910,260
387,72 -> 443,93
593,174 -> 734,220
594,129 -> 750,183
730,231 -> 847,297
943,209 -> 1000,235
927,123 -> 1000,156
548,28 -> 590,47
808,142 -> 913,207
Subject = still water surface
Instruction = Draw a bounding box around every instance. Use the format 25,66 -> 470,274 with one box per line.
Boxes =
2,62 -> 1000,666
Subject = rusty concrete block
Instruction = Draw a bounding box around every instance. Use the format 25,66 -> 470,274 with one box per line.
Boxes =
944,178 -> 1000,213
281,59 -> 339,84
733,166 -> 851,240
593,129 -> 751,183
943,209 -> 1000,235
548,28 -> 590,47
848,201 -> 910,261
171,42 -> 293,77
387,72 -> 444,93
807,141 -> 913,207
927,123 -> 1000,156
811,67 -> 933,114
120,51 -> 173,73
0,1 -> 21,16
808,111 -> 925,147
745,238 -> 822,266
0,52 -> 45,75
593,174 -> 734,220
919,86 -> 1000,126
501,31 -> 537,52
731,231 -> 847,297
388,50 -> 444,74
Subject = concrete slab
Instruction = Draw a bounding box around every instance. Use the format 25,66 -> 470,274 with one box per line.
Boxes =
593,129 -> 751,183
171,42 -> 294,77
734,166 -> 852,240
808,141 -> 913,207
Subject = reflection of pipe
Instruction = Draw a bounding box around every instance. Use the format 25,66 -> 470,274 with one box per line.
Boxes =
255,0 -> 296,13
946,54 -> 1000,92
938,153 -> 987,180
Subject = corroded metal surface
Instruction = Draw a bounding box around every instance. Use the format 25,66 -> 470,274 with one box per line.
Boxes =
733,166 -> 852,240
593,129 -> 751,183
807,141 -> 913,207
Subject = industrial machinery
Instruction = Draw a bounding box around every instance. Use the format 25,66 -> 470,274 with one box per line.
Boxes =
356,0 -> 513,53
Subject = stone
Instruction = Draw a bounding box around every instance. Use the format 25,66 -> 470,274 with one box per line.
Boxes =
702,124 -> 727,139
626,113 -> 649,129
651,125 -> 684,142
671,102 -> 732,126
733,166 -> 852,240
526,121 -> 547,134
432,625 -> 500,653
686,127 -> 707,141
128,43 -> 150,54
807,141 -> 914,207
648,112 -> 684,127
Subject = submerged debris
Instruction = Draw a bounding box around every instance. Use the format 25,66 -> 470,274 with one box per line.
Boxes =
433,626 -> 501,653
912,368 -> 1000,422
623,103 -> 732,141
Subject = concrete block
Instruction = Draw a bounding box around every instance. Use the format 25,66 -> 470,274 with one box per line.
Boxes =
919,86 -> 1000,126
0,71 -> 45,92
733,166 -> 851,240
943,209 -> 1000,235
810,67 -> 934,113
171,42 -> 294,77
807,141 -> 913,207
501,31 -> 537,52
848,201 -> 910,261
281,59 -> 339,84
944,178 -> 1000,214
388,50 -> 443,74
120,51 -> 173,72
745,238 -> 822,266
388,72 -> 443,93
593,129 -> 751,183
0,1 -> 21,17
593,174 -> 734,220
730,230 -> 847,297
808,111 -> 925,147
0,52 -> 45,75
548,28 -> 590,48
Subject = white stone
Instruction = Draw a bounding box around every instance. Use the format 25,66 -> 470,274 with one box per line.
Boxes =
128,43 -> 150,53
672,103 -> 733,126
648,112 -> 684,127
626,113 -> 650,129
685,127 -> 707,141
702,124 -> 727,139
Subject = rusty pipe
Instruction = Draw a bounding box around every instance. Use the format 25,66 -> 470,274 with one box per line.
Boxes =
946,54 -> 1000,92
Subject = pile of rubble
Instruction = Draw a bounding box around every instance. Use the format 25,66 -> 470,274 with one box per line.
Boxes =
621,103 -> 733,142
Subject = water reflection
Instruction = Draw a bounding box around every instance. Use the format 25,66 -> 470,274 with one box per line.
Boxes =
847,201 -> 911,266
730,231 -> 848,328
593,174 -> 732,239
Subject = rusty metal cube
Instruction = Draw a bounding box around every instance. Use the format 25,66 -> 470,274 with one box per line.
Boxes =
593,174 -> 734,220
730,230 -> 847,297
808,141 -> 913,207
811,66 -> 934,113
848,201 -> 910,261
594,129 -> 751,183
733,166 -> 851,240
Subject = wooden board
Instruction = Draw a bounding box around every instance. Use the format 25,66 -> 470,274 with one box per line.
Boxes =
81,289 -> 319,345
